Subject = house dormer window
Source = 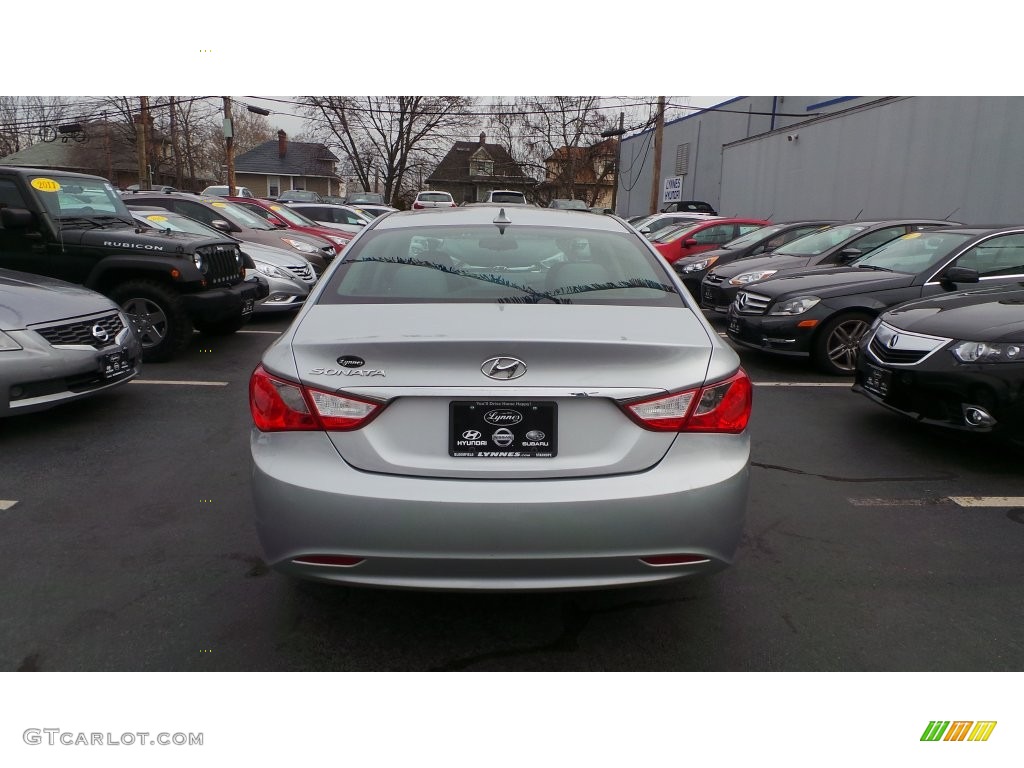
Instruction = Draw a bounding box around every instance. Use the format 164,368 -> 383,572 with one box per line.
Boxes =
471,160 -> 494,176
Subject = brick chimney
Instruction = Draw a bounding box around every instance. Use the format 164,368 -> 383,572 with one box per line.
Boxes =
479,131 -> 486,145
278,130 -> 287,158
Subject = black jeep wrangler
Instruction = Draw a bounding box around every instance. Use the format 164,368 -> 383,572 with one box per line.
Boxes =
0,167 -> 263,361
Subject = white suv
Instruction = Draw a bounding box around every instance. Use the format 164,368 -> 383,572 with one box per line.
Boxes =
412,191 -> 456,210
486,190 -> 528,204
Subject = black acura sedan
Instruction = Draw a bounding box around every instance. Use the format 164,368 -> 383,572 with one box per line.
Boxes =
701,219 -> 958,313
725,227 -> 1024,374
853,284 -> 1024,436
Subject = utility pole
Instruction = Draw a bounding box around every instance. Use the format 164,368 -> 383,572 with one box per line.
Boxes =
102,111 -> 113,184
223,97 -> 235,196
649,96 -> 665,215
169,96 -> 183,189
135,97 -> 150,190
601,111 -> 627,215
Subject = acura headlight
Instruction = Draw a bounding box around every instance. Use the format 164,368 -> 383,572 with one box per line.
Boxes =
768,296 -> 821,315
282,237 -> 317,254
0,330 -> 23,351
951,341 -> 1023,363
729,269 -> 777,286
253,261 -> 289,279
680,256 -> 718,273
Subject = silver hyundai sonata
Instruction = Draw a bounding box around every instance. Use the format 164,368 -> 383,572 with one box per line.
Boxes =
250,206 -> 751,591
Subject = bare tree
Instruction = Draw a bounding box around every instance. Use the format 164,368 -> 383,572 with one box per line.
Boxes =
0,96 -> 72,156
301,96 -> 477,207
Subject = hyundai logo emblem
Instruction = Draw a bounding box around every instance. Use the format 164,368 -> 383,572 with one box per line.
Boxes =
91,324 -> 110,343
481,356 -> 526,380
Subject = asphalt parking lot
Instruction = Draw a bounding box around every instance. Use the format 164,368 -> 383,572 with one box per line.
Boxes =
1,310 -> 1022,672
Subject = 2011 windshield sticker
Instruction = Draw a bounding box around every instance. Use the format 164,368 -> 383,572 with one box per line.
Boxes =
31,178 -> 61,192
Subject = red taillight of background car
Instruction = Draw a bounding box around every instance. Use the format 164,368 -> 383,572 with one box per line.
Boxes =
249,365 -> 384,432
412,202 -> 424,210
622,369 -> 752,433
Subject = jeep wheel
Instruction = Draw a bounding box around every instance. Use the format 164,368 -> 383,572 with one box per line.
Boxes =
195,315 -> 247,336
110,280 -> 193,362
812,311 -> 874,376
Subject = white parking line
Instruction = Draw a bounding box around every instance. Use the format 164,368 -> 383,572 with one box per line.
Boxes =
237,330 -> 282,335
130,380 -> 229,387
0,500 -> 18,510
753,382 -> 851,388
950,497 -> 1024,507
848,498 -> 945,507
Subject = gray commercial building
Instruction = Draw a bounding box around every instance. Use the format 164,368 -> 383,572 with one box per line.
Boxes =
616,96 -> 1024,225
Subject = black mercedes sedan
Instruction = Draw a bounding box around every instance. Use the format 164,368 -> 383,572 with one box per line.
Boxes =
674,220 -> 839,298
853,284 -> 1024,436
725,227 -> 1024,374
700,219 -> 958,313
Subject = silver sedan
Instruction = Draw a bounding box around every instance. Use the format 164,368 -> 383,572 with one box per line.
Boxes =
250,206 -> 751,590
0,269 -> 141,417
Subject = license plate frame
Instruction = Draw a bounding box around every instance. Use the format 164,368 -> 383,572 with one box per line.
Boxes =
728,316 -> 741,334
450,400 -> 557,458
242,297 -> 255,316
101,348 -> 132,380
862,362 -> 892,397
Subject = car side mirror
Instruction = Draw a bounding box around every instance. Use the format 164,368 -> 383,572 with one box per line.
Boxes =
210,219 -> 233,232
838,247 -> 863,263
943,266 -> 980,284
684,238 -> 700,247
0,207 -> 34,229
267,215 -> 286,228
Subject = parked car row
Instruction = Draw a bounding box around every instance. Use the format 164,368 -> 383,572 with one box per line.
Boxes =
633,211 -> 1021,437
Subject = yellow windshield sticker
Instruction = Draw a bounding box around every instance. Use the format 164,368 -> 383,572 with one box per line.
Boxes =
146,215 -> 168,222
31,178 -> 61,192
212,202 -> 227,208
901,232 -> 922,239
270,205 -> 283,211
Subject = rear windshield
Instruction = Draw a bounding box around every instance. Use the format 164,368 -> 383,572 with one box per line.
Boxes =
490,192 -> 526,203
319,225 -> 684,306
419,193 -> 453,202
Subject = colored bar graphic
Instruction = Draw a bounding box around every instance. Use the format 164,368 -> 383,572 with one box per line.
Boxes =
921,721 -> 996,742
944,721 -> 973,741
921,721 -> 950,741
968,722 -> 997,742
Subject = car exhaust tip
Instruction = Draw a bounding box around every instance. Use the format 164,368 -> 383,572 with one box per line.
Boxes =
962,405 -> 997,428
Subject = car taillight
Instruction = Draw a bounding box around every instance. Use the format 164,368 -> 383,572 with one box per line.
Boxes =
249,365 -> 384,432
413,202 -> 424,209
622,369 -> 751,433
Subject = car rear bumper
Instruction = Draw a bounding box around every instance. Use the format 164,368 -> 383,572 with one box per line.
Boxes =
251,430 -> 750,591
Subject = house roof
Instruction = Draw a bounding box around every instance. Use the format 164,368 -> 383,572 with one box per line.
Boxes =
426,141 -> 533,184
235,140 -> 339,178
0,122 -> 150,172
543,138 -> 617,163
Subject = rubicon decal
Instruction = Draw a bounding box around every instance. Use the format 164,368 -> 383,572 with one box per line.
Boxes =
102,241 -> 165,251
920,721 -> 997,742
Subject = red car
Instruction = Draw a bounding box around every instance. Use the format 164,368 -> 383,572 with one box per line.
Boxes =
228,197 -> 354,252
652,218 -> 770,264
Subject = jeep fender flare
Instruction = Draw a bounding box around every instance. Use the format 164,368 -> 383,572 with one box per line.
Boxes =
86,254 -> 203,291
